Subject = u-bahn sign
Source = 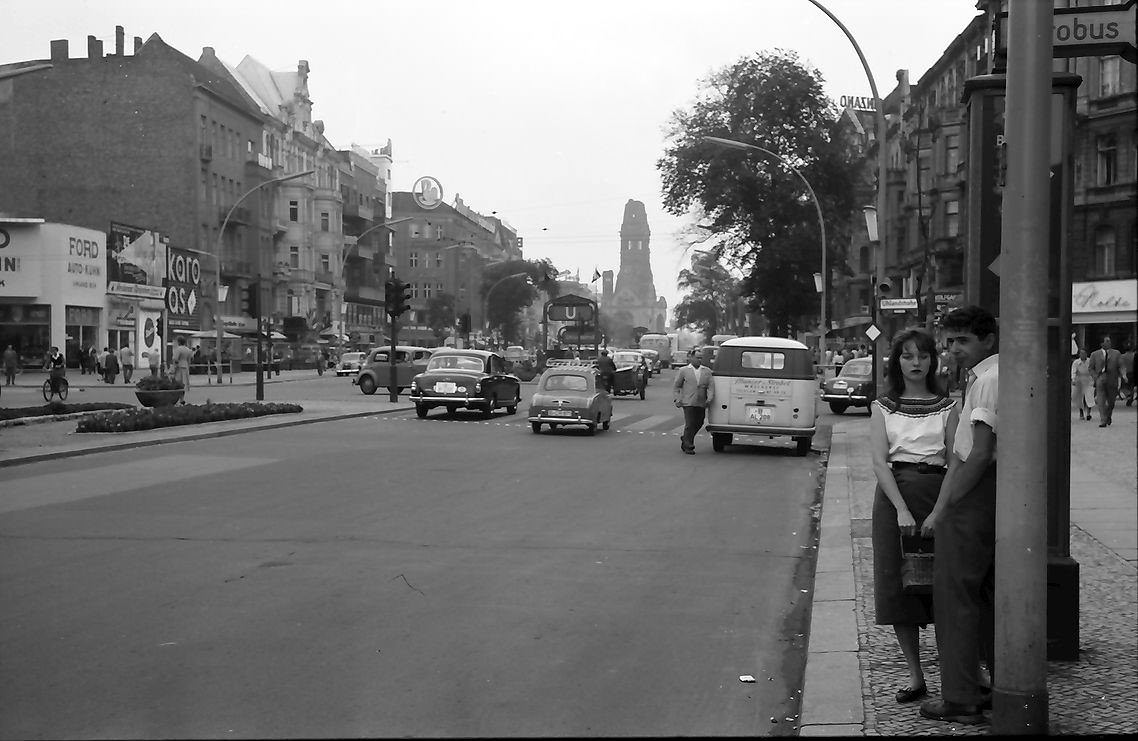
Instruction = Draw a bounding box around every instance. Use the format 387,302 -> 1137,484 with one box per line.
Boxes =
545,293 -> 596,322
997,0 -> 1137,63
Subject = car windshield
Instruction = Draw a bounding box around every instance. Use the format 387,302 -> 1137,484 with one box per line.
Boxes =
426,355 -> 484,372
612,353 -> 640,364
839,361 -> 872,379
543,374 -> 589,392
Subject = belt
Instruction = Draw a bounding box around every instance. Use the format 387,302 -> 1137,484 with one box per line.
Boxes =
891,461 -> 947,475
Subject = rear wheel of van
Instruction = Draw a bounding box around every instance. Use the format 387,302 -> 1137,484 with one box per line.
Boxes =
415,404 -> 429,418
712,433 -> 732,452
359,376 -> 377,395
794,436 -> 811,456
829,401 -> 848,415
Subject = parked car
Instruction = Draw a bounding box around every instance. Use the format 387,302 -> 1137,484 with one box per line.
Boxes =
527,366 -> 613,435
356,346 -> 433,394
336,351 -> 366,377
408,349 -> 521,418
819,357 -> 875,414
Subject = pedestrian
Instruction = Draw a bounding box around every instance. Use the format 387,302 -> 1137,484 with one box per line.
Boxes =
3,344 -> 19,385
1118,342 -> 1135,407
101,346 -> 115,381
147,348 -> 161,377
869,328 -> 959,705
103,345 -> 119,384
44,345 -> 66,393
1070,348 -> 1094,421
672,348 -> 714,455
918,305 -> 999,726
1088,335 -> 1122,427
171,335 -> 194,390
119,344 -> 134,383
92,346 -> 103,378
596,349 -> 617,393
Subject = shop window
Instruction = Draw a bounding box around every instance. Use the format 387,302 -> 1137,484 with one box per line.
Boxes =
1094,226 -> 1116,276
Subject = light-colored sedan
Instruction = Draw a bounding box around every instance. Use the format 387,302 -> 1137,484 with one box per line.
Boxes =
527,366 -> 613,435
336,351 -> 366,377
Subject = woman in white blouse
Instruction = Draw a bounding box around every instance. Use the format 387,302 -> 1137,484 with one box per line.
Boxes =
870,328 -> 960,704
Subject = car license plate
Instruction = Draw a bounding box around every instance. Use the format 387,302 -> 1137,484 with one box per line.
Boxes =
834,380 -> 847,388
747,407 -> 772,423
548,410 -> 573,417
436,382 -> 457,393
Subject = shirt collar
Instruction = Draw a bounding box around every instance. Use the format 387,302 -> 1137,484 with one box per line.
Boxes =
971,352 -> 999,377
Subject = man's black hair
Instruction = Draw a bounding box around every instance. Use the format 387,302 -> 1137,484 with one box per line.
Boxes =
939,305 -> 998,340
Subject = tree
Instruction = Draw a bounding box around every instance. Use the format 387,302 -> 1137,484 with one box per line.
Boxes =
482,259 -> 562,344
673,250 -> 741,338
424,292 -> 456,343
657,49 -> 860,336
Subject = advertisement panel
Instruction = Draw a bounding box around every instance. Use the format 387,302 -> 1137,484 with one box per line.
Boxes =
165,246 -> 203,331
107,222 -> 167,299
40,223 -> 106,304
138,306 -> 163,367
0,223 -> 44,297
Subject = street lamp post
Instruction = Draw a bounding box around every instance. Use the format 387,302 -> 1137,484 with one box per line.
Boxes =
702,136 -> 827,367
805,0 -> 888,390
482,272 -> 531,349
214,169 -> 313,399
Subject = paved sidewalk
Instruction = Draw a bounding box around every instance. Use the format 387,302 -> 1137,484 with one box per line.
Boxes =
801,403 -> 1137,736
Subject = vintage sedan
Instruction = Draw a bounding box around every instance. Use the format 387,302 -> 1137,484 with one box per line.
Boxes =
820,357 -> 875,414
528,366 -> 613,435
336,351 -> 366,377
409,349 -> 521,418
356,345 -> 433,394
609,349 -> 649,398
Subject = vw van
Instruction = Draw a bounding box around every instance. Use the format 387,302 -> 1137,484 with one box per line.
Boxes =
705,336 -> 816,456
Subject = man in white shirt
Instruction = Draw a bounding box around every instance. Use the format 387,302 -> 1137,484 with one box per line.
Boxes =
920,305 -> 999,725
672,351 -> 714,455
118,344 -> 134,384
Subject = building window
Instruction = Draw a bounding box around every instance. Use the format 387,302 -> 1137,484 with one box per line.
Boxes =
944,133 -> 959,174
289,201 -> 299,222
436,282 -> 445,293
435,252 -> 444,268
436,225 -> 445,240
423,283 -> 432,299
1094,226 -> 1116,276
411,283 -> 420,299
290,246 -> 300,269
1096,134 -> 1117,186
321,212 -> 329,232
945,200 -> 960,237
320,254 -> 331,273
409,251 -> 419,269
1099,57 -> 1121,97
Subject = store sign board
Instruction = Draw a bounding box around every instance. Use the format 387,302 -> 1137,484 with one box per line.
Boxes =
0,224 -> 44,297
165,246 -> 202,331
1072,279 -> 1135,315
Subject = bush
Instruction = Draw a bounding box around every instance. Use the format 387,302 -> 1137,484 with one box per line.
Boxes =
135,374 -> 185,391
0,402 -> 135,422
76,401 -> 302,433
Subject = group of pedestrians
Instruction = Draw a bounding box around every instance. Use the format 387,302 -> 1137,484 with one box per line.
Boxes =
1072,336 -> 1132,427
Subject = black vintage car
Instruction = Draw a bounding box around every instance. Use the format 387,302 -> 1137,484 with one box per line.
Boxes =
608,350 -> 649,399
408,349 -> 522,419
820,357 -> 875,414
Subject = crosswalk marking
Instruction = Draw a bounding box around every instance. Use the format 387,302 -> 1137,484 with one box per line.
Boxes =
389,412 -> 710,437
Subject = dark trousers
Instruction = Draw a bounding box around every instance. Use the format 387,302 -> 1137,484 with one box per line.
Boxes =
933,463 -> 997,706
122,364 -> 133,383
680,405 -> 706,452
1094,377 -> 1117,423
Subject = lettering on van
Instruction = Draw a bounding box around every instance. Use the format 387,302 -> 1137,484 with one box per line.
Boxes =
732,377 -> 791,396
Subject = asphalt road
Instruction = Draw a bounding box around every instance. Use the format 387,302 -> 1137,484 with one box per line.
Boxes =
1,373 -> 829,738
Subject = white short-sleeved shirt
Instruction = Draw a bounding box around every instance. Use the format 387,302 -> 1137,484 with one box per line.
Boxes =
953,353 -> 998,462
873,396 -> 957,467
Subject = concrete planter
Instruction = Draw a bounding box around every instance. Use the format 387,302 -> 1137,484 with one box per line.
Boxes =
135,389 -> 185,407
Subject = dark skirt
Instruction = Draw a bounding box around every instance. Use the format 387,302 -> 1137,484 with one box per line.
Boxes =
872,466 -> 943,626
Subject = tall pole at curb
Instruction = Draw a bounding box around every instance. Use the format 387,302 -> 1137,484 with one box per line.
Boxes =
993,0 -> 1051,733
806,0 -> 888,389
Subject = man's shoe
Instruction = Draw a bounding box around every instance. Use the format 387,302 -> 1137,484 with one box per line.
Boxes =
919,698 -> 986,725
1099,422 -> 1108,427
895,683 -> 928,703
683,449 -> 695,455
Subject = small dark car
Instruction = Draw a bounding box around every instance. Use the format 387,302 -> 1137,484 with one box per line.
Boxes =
820,357 -> 875,414
409,349 -> 522,418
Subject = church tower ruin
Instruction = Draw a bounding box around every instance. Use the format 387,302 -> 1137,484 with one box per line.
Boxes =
609,199 -> 668,336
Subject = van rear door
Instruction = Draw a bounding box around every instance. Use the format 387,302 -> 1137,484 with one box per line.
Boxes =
714,346 -> 813,428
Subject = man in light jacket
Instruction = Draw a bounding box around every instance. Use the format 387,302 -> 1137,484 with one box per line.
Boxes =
672,350 -> 714,455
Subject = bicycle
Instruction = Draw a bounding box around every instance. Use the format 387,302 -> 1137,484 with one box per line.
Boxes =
42,375 -> 69,402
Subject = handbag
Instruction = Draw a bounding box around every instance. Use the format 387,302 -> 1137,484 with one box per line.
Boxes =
900,535 -> 934,595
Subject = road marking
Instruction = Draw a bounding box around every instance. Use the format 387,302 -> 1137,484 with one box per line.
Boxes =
0,454 -> 276,514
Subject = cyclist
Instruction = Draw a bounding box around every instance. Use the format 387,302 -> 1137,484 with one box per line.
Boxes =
46,345 -> 66,395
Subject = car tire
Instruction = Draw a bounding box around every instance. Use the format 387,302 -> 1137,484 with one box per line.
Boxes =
531,421 -> 542,433
794,436 -> 811,456
415,404 -> 428,418
602,419 -> 610,430
359,376 -> 377,395
712,432 -> 732,452
586,417 -> 597,436
506,390 -> 520,415
446,405 -> 458,415
482,397 -> 496,419
829,401 -> 849,415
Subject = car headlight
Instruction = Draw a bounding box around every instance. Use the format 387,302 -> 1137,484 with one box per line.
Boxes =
473,380 -> 482,393
410,380 -> 419,391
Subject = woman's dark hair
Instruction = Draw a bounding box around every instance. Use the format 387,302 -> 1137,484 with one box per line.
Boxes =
939,305 -> 998,341
885,327 -> 941,401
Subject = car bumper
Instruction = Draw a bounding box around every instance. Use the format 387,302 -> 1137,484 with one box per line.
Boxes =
706,423 -> 816,438
528,414 -> 595,427
820,391 -> 871,404
411,394 -> 491,408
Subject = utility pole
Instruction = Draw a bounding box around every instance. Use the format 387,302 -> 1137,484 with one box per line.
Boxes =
993,0 -> 1051,732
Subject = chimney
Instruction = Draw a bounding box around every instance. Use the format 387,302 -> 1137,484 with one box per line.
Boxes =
115,25 -> 124,56
50,39 -> 69,62
87,35 -> 103,59
133,36 -> 143,54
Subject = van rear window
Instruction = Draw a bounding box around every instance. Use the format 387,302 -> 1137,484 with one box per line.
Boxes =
741,351 -> 785,370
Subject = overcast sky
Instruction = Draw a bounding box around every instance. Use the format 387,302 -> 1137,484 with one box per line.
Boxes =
7,0 -> 981,310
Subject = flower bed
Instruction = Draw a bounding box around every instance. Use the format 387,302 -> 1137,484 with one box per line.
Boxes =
76,402 -> 303,433
0,401 -> 135,423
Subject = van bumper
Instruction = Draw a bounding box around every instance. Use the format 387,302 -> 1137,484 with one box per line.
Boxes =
706,423 -> 815,438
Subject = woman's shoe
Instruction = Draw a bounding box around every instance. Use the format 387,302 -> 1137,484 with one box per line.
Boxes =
896,683 -> 928,703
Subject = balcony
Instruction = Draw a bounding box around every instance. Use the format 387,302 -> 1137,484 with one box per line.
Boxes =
219,205 -> 252,226
342,200 -> 375,222
315,270 -> 337,287
287,268 -> 315,284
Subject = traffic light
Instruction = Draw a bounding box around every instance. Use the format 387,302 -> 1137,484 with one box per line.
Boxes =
240,282 -> 260,318
386,278 -> 411,318
877,278 -> 894,297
